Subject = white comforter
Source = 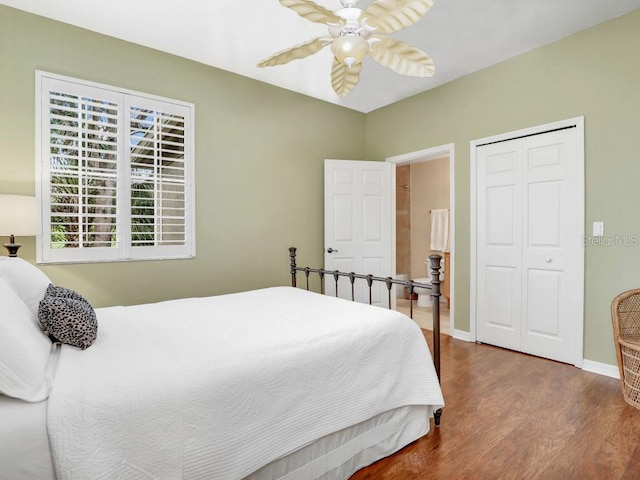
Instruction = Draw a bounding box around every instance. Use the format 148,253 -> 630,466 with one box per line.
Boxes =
47,287 -> 444,480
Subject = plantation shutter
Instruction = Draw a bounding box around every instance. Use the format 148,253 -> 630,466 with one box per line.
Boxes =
37,73 -> 194,264
41,78 -> 123,263
127,97 -> 191,260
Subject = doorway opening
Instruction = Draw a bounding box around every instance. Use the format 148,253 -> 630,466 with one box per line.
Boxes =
387,144 -> 455,336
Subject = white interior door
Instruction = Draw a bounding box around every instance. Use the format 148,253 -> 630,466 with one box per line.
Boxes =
475,125 -> 584,365
324,159 -> 393,306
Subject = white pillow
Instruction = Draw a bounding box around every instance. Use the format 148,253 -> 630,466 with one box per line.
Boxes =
0,278 -> 53,401
0,257 -> 51,319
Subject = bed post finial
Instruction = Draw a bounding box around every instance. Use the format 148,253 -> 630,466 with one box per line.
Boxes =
289,247 -> 297,288
429,254 -> 442,381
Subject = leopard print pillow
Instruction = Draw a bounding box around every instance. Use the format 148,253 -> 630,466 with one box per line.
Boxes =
38,287 -> 98,350
45,284 -> 89,304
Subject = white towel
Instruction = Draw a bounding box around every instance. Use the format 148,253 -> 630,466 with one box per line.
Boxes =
430,209 -> 449,252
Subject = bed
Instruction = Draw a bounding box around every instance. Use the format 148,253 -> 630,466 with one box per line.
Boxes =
0,250 -> 444,480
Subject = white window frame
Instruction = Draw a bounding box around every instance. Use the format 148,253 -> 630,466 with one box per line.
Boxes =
35,71 -> 196,264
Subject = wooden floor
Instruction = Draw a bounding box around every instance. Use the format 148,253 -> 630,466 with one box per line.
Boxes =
351,331 -> 640,480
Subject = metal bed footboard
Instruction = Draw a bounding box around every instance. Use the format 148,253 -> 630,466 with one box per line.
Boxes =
288,247 -> 443,383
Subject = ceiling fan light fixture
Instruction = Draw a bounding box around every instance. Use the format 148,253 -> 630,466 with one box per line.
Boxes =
331,33 -> 369,66
260,0 -> 435,97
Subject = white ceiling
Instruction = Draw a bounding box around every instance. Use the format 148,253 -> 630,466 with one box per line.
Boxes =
3,0 -> 640,113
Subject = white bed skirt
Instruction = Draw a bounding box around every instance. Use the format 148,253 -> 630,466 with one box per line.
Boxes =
246,405 -> 430,480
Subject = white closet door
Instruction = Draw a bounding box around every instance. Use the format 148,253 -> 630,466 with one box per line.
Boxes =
476,127 -> 583,364
476,139 -> 523,351
520,130 -> 582,363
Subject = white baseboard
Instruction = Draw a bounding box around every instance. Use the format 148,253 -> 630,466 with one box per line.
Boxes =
582,359 -> 620,379
451,329 -> 471,342
445,333 -> 620,380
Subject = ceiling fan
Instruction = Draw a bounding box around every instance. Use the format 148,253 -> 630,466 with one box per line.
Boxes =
257,0 -> 435,97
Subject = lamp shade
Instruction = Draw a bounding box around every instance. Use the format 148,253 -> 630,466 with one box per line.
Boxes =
0,194 -> 38,237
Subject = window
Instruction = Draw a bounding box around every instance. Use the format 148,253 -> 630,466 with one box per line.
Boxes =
36,72 -> 195,264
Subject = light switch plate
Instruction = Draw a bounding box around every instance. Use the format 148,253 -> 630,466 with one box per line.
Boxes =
593,221 -> 604,237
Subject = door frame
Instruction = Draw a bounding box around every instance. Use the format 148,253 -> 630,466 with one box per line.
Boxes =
469,116 -> 585,367
386,143 -> 456,337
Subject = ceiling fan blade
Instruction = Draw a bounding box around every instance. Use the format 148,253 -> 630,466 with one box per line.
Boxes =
279,0 -> 342,25
258,37 -> 330,67
369,36 -> 434,76
331,58 -> 362,97
362,0 -> 434,33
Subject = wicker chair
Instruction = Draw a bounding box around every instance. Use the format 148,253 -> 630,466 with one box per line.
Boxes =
611,289 -> 640,409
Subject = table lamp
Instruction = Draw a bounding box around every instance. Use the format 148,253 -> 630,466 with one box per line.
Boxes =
0,194 -> 38,257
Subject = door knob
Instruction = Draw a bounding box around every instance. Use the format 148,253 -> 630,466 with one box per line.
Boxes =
327,248 -> 339,253
545,257 -> 553,263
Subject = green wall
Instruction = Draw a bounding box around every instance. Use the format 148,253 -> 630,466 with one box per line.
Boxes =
365,9 -> 640,365
0,5 -> 366,307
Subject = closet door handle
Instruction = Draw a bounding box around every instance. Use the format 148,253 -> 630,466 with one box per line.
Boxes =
327,248 -> 339,253
545,257 -> 553,263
